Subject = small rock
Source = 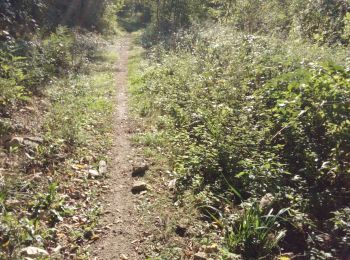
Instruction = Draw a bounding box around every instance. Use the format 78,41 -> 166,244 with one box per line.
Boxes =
32,172 -> 43,181
0,150 -> 6,158
83,155 -> 94,163
226,253 -> 243,260
24,137 -> 44,149
203,244 -> 219,253
88,169 -> 100,178
20,246 -> 49,257
0,178 -> 4,191
259,193 -> 275,209
23,140 -> 39,149
52,245 -> 62,253
194,252 -> 208,260
25,106 -> 35,111
131,164 -> 149,177
5,136 -> 43,150
40,99 -> 50,106
168,179 -> 177,191
120,254 -> 128,260
99,160 -> 108,175
13,123 -> 28,132
131,181 -> 148,194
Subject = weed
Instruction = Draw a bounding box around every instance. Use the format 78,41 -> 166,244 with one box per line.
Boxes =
226,205 -> 288,259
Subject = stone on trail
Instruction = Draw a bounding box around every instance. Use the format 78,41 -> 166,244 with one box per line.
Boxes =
131,181 -> 148,194
225,253 -> 243,260
88,169 -> 100,178
203,244 -> 219,253
99,160 -> 108,175
259,193 -> 275,209
193,252 -> 208,260
131,164 -> 149,177
20,246 -> 49,257
175,224 -> 187,237
120,254 -> 128,260
168,179 -> 177,191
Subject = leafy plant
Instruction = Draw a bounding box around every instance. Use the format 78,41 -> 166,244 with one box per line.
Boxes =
133,25 -> 350,258
42,26 -> 75,75
0,50 -> 28,107
342,12 -> 350,43
226,205 -> 288,258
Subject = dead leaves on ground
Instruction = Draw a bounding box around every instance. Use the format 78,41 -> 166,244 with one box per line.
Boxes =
0,154 -> 108,258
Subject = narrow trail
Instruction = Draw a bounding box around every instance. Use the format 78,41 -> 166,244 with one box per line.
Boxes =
92,36 -> 142,260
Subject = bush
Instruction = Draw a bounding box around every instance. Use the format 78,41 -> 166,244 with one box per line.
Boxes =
134,26 -> 350,258
0,26 -> 104,115
343,12 -> 350,43
42,26 -> 75,75
207,0 -> 350,44
0,49 -> 28,109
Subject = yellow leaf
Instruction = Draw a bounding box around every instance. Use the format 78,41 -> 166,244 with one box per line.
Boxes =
279,256 -> 291,260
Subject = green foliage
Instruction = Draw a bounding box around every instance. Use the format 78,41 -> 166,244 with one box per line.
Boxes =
0,0 -> 46,37
343,12 -> 350,43
330,207 -> 350,256
125,0 -> 350,45
226,205 -> 288,259
123,0 -> 209,43
44,71 -> 115,148
42,27 -> 75,75
0,50 -> 28,108
0,0 -> 119,258
0,181 -> 65,257
133,26 -> 350,258
0,26 -> 107,115
207,0 -> 350,44
0,0 -> 125,36
100,1 -> 125,34
0,36 -> 116,259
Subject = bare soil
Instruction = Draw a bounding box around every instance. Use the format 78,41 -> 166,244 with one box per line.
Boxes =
91,36 -> 144,260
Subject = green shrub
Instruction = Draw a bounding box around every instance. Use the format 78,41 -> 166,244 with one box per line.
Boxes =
342,12 -> 350,43
0,50 -> 28,108
42,26 -> 75,75
99,2 -> 124,35
134,26 -> 350,258
0,26 -> 103,113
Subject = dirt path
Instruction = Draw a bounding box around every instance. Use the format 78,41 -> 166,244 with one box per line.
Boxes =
91,36 -> 143,260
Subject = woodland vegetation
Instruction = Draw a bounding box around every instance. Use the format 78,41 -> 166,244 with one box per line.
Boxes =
0,0 -> 349,259
127,0 -> 350,259
0,0 -> 123,258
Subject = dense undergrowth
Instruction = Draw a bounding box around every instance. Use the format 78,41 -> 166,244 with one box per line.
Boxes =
0,25 -> 117,258
131,26 -> 350,259
2,0 -> 350,259
0,1 -> 124,258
